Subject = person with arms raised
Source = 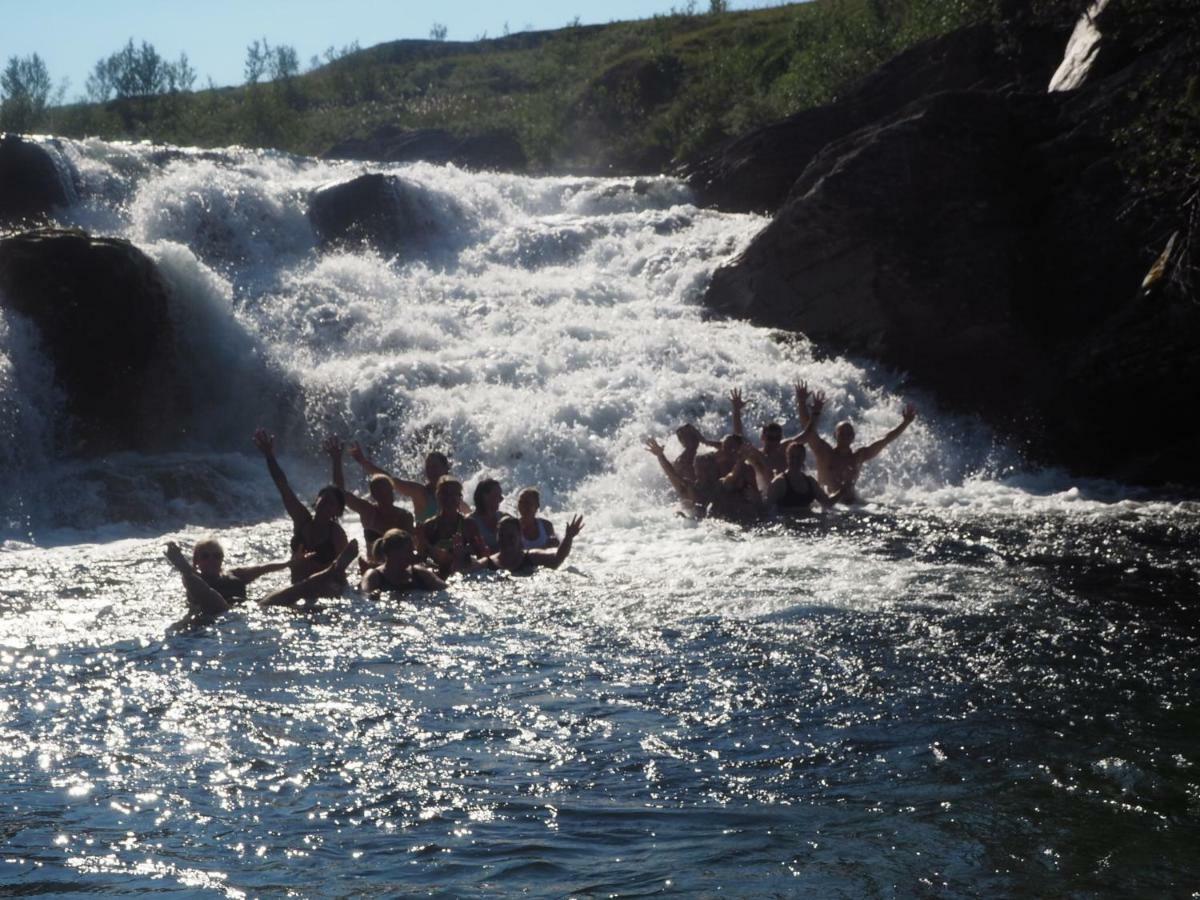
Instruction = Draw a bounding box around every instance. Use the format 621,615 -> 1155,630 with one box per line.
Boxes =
794,383 -> 917,503
253,428 -> 349,583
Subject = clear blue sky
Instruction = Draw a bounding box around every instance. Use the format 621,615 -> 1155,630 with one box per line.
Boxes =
1,0 -> 775,100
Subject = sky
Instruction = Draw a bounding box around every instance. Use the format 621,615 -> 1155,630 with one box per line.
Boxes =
1,0 -> 774,100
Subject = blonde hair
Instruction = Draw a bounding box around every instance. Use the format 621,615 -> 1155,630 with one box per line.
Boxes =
192,538 -> 224,564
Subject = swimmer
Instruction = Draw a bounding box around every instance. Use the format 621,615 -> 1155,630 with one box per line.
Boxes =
325,436 -> 417,557
768,442 -> 838,511
165,541 -> 233,618
646,438 -> 764,522
795,383 -> 917,503
349,444 -> 468,522
671,423 -> 721,484
419,476 -> 488,577
729,385 -> 812,475
469,478 -> 505,552
260,540 -> 359,609
188,537 -> 291,602
360,529 -> 446,593
254,428 -> 349,583
485,515 -> 584,573
516,488 -> 559,549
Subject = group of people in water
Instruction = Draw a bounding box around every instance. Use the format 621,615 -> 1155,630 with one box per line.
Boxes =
166,381 -> 915,619
645,382 -> 916,521
166,428 -> 584,617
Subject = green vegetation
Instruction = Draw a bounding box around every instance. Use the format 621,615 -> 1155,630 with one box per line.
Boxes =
11,0 -> 994,171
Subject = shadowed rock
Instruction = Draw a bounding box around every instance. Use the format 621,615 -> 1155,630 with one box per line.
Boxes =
0,134 -> 72,226
308,172 -> 443,254
0,229 -> 181,454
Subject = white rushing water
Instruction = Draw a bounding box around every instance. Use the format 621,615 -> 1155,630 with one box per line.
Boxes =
1,137 -> 1198,897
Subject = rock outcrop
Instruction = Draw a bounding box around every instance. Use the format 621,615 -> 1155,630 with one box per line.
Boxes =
0,229 -> 182,454
683,22 -> 1067,214
323,126 -> 527,172
308,172 -> 448,255
701,9 -> 1200,486
0,134 -> 72,226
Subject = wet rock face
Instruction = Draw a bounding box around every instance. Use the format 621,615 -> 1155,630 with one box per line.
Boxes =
308,173 -> 438,254
0,134 -> 71,226
0,229 -> 180,454
699,10 -> 1200,486
323,126 -> 527,173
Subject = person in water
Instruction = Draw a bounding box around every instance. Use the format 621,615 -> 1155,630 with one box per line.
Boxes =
768,442 -> 838,510
485,514 -> 584,573
470,477 -> 505,552
253,428 -> 349,583
728,385 -> 815,476
646,439 -> 766,522
325,436 -> 417,557
165,539 -> 357,614
360,529 -> 446,593
188,537 -> 292,602
419,476 -> 488,577
795,383 -> 917,503
516,488 -> 558,549
348,444 -> 467,522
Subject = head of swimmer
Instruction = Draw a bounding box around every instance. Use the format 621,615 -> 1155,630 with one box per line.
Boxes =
693,452 -> 720,486
424,451 -> 450,485
834,421 -> 855,448
497,516 -> 522,553
675,423 -> 701,450
379,528 -> 416,567
785,441 -> 807,473
192,538 -> 224,577
314,485 -> 346,521
436,475 -> 463,513
761,422 -> 783,448
719,433 -> 744,457
473,478 -> 503,516
368,474 -> 394,507
517,488 -> 540,520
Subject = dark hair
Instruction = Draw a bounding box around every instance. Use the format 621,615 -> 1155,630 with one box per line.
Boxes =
762,422 -> 783,439
316,484 -> 345,517
473,478 -> 501,514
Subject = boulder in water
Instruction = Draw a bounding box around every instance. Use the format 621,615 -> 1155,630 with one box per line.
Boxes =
323,126 -> 527,172
0,134 -> 71,226
0,228 -> 182,454
308,173 -> 439,254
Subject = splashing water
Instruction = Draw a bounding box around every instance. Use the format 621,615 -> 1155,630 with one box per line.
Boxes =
0,138 -> 1197,896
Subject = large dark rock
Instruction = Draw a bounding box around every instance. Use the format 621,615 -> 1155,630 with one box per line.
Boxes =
323,126 -> 526,172
702,10 -> 1200,487
684,23 -> 1067,213
0,229 -> 182,454
308,172 -> 448,254
0,134 -> 71,226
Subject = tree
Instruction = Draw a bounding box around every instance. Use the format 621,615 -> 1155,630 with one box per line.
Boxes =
430,22 -> 448,41
245,38 -> 270,85
1,54 -> 53,132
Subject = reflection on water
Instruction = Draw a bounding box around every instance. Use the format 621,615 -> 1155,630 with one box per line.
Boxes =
1,505 -> 1197,896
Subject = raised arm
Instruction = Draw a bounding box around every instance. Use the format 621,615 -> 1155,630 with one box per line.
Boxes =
857,403 -> 917,463
795,387 -> 835,458
646,437 -> 693,502
729,388 -> 745,439
254,428 -> 311,527
527,515 -> 584,569
327,436 -> 373,517
350,441 -> 429,509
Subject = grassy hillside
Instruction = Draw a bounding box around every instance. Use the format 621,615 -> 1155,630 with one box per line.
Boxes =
39,0 -> 995,172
